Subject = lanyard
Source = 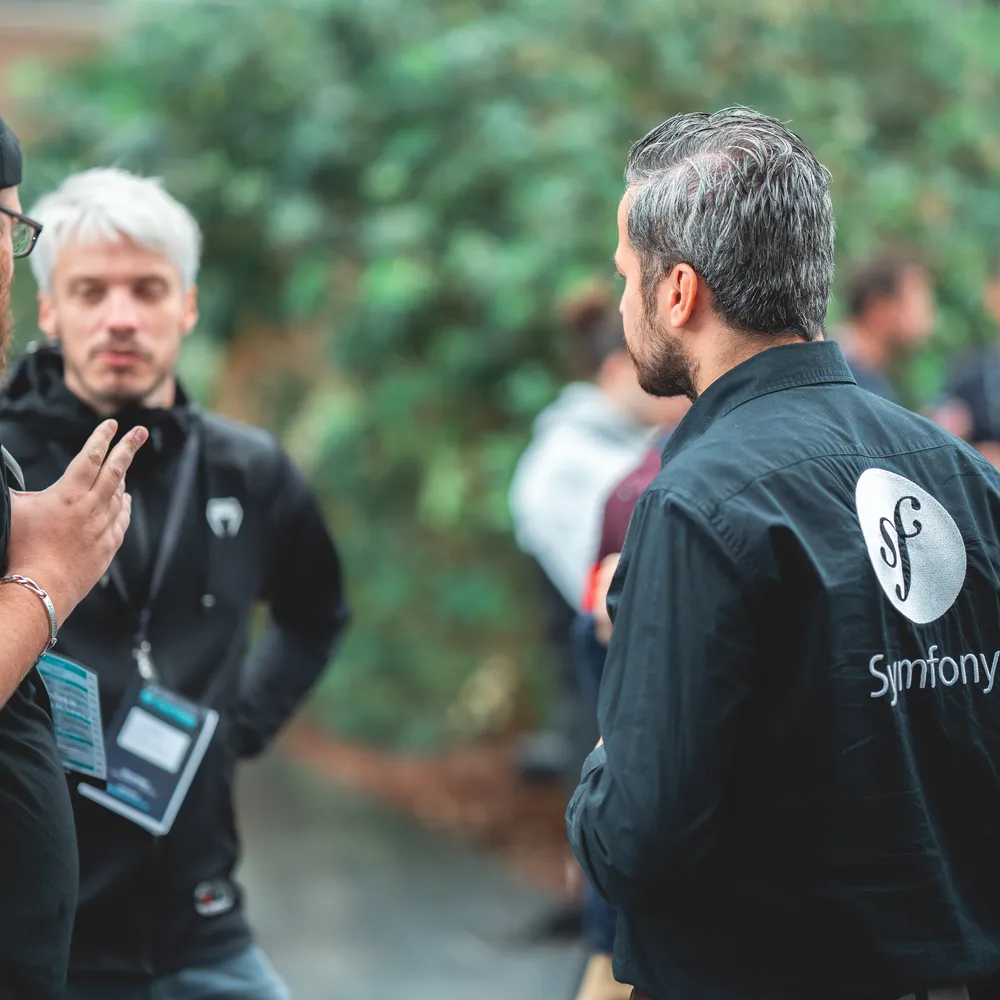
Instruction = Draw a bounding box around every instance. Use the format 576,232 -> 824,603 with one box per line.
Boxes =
109,428 -> 201,683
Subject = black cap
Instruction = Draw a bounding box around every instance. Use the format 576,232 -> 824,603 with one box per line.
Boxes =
0,113 -> 22,189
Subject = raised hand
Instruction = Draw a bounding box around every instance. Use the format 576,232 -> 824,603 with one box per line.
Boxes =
7,419 -> 147,624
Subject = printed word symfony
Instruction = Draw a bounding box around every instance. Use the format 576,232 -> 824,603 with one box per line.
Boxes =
869,646 -> 1000,706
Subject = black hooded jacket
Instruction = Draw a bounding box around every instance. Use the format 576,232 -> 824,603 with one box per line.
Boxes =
0,344 -> 349,981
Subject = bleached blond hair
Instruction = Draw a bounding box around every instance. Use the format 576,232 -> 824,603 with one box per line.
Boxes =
29,167 -> 202,292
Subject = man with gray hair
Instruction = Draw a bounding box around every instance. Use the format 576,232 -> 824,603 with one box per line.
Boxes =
0,118 -> 146,998
0,167 -> 349,999
568,107 -> 1000,1000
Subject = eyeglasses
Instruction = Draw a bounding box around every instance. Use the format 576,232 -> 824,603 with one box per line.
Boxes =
0,205 -> 42,259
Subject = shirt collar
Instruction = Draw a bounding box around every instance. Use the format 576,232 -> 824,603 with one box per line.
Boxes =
661,340 -> 856,467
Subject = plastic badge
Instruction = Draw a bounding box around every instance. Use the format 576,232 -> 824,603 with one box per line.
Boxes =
36,651 -> 107,781
78,683 -> 218,836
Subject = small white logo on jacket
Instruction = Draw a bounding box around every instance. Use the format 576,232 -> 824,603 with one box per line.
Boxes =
206,497 -> 243,539
855,468 -> 966,624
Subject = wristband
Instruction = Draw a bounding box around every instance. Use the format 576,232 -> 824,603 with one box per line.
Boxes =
0,574 -> 58,656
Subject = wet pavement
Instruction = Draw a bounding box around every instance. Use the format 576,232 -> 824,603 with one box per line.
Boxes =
235,753 -> 586,1000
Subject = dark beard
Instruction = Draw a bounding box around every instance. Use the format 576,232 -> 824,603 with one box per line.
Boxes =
627,306 -> 698,401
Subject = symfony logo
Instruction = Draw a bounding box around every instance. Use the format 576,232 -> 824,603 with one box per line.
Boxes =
855,468 -> 966,624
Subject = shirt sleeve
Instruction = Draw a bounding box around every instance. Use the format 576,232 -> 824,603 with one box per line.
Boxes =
566,489 -> 755,910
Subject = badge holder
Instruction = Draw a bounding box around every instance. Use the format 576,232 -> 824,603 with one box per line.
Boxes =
79,677 -> 217,837
36,650 -> 106,782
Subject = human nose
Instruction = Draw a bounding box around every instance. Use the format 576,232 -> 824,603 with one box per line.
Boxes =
103,288 -> 140,334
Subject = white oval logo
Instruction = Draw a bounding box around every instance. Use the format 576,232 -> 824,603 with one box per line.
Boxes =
855,468 -> 967,624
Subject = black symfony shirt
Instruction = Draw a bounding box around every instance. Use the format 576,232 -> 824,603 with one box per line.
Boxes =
0,453 -> 77,1000
567,341 -> 1000,1000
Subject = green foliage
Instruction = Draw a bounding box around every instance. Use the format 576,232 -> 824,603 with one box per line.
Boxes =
12,0 -> 1000,745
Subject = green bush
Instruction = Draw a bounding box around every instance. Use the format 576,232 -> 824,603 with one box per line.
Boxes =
11,0 -> 1000,747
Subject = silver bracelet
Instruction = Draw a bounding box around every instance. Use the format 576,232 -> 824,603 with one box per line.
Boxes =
0,575 -> 58,656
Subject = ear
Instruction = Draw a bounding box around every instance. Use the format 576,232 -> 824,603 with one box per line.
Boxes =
181,284 -> 199,338
37,292 -> 59,342
658,263 -> 700,330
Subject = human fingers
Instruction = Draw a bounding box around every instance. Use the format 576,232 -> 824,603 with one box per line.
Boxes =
61,420 -> 118,491
91,428 -> 147,506
108,493 -> 132,553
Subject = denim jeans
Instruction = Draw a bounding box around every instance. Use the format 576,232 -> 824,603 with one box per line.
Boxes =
62,946 -> 291,1000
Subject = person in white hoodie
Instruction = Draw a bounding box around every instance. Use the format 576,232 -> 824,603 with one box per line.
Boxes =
509,286 -> 676,793
508,285 -> 679,950
510,285 -> 668,613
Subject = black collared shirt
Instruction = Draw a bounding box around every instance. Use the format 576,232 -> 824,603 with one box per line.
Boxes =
567,341 -> 1000,1000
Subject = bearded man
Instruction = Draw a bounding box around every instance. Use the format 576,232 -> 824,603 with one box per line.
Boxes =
568,107 -> 1000,1000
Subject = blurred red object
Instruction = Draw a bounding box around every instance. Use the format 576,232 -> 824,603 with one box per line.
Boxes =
580,445 -> 662,613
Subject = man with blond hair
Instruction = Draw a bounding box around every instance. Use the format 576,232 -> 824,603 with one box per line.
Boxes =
0,166 -> 349,1000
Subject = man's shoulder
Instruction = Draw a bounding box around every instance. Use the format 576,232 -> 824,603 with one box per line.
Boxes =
199,411 -> 283,467
660,384 -> 957,513
642,392 -> 997,582
197,411 -> 295,506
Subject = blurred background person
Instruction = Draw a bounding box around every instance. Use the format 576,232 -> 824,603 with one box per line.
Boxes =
0,167 -> 349,1000
508,285 -> 678,947
509,285 -> 667,788
934,255 -> 1000,466
576,394 -> 690,727
833,252 -> 936,402
572,393 -> 689,1000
